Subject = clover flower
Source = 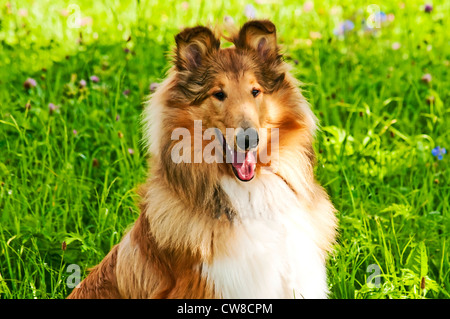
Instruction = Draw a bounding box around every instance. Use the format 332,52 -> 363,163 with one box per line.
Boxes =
78,17 -> 93,27
303,1 -> 314,12
421,73 -> 432,84
181,2 -> 189,10
149,82 -> 159,92
426,95 -> 435,105
79,79 -> 87,88
24,78 -> 37,89
392,42 -> 401,50
424,4 -> 433,13
224,16 -> 235,25
48,103 -> 60,114
432,146 -> 446,160
18,8 -> 28,17
90,75 -> 100,83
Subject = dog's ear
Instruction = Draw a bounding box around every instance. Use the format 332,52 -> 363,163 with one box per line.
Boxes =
235,20 -> 279,61
175,26 -> 220,71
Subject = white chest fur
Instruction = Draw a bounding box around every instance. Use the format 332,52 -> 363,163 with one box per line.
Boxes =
202,174 -> 328,299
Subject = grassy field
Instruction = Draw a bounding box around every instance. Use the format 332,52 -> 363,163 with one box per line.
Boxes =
0,0 -> 449,299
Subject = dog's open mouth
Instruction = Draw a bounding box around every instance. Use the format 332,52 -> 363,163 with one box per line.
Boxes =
215,129 -> 256,182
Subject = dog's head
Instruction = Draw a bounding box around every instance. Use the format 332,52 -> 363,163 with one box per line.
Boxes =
144,20 -> 316,191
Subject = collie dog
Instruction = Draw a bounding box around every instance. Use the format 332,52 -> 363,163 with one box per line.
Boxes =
68,20 -> 337,299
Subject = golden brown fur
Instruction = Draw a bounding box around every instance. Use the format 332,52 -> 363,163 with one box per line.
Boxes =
67,20 -> 337,299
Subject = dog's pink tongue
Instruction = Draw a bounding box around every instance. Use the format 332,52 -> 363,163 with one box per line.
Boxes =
232,151 -> 256,181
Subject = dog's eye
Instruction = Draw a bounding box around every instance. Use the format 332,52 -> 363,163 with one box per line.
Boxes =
213,91 -> 226,101
251,88 -> 261,97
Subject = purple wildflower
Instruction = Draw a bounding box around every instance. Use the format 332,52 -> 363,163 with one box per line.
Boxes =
303,1 -> 314,12
79,79 -> 87,87
149,82 -> 159,92
181,1 -> 189,10
90,75 -> 100,83
18,8 -> 28,17
424,4 -> 433,13
343,20 -> 355,31
78,17 -> 93,27
376,11 -> 387,23
421,73 -> 432,83
24,78 -> 37,89
432,146 -> 446,160
391,42 -> 401,50
48,103 -> 57,114
224,16 -> 235,25
244,4 -> 256,19
73,129 -> 78,135
123,89 -> 130,96
426,95 -> 435,105
128,148 -> 135,155
333,20 -> 354,36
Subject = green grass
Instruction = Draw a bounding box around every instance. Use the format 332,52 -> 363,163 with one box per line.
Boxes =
0,0 -> 449,299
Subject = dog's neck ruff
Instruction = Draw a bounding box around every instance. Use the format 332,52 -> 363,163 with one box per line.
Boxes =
201,173 -> 328,299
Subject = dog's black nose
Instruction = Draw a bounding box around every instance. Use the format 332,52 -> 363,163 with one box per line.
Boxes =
236,127 -> 259,151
